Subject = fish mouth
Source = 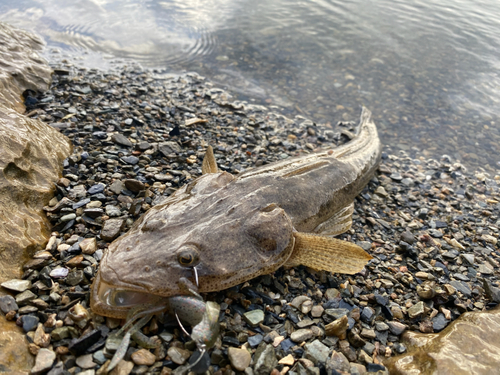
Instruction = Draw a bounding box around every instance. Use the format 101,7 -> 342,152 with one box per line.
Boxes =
90,272 -> 163,319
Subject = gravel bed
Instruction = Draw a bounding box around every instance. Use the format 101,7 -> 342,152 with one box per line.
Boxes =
1,62 -> 499,375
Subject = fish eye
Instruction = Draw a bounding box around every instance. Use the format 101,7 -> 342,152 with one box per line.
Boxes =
177,244 -> 200,267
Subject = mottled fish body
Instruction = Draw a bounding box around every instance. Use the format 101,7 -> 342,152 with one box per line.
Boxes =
91,107 -> 381,318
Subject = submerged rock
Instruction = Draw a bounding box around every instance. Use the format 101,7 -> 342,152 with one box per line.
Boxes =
385,306 -> 500,374
0,22 -> 52,112
0,22 -> 71,374
0,103 -> 72,283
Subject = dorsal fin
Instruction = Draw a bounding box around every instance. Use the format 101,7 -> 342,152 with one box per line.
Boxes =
202,145 -> 218,174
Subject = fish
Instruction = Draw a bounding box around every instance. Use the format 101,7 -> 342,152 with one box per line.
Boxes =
90,107 -> 382,319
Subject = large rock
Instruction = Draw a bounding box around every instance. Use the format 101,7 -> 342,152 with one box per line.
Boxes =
0,100 -> 71,283
0,315 -> 34,373
0,22 -> 72,374
0,22 -> 52,112
385,306 -> 500,375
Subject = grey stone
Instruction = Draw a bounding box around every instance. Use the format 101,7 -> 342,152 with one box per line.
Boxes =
248,334 -> 263,347
60,213 -> 76,222
478,263 -> 494,275
1,279 -> 31,292
350,363 -> 367,375
400,231 -> 416,244
387,321 -> 406,336
15,289 -> 37,305
109,180 -> 125,195
92,350 -> 107,365
69,185 -> 87,199
124,179 -> 145,192
228,347 -> 251,371
461,253 -> 475,265
167,346 -> 191,365
408,301 -> 425,319
253,343 -> 277,375
432,313 -> 449,331
326,350 -> 350,372
393,342 -> 407,354
243,309 -> 264,327
324,288 -> 340,300
31,348 -> 56,374
159,332 -> 174,343
390,172 -> 402,181
305,339 -> 330,365
75,354 -> 97,369
46,362 -> 66,375
88,183 -> 106,194
290,329 -> 313,342
358,241 -> 372,251
375,322 -> 389,331
65,269 -> 85,286
429,229 -> 443,238
158,141 -> 182,156
363,341 -> 376,355
122,156 -> 139,165
105,335 -> 122,354
111,133 -> 132,147
105,205 -> 122,217
18,305 -> 38,314
50,267 -> 69,278
136,141 -> 151,151
101,219 -> 125,241
324,308 -> 349,320
361,306 -> 375,322
450,280 -> 472,297
483,279 -> 500,303
0,295 -> 18,313
22,315 -> 39,332
51,326 -> 72,341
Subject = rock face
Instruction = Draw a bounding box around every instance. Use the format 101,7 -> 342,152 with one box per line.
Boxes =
0,105 -> 72,282
385,306 -> 500,375
0,22 -> 72,374
0,22 -> 52,112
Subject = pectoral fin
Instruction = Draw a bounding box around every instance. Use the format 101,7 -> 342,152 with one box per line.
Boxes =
313,202 -> 354,236
285,232 -> 372,274
202,145 -> 218,174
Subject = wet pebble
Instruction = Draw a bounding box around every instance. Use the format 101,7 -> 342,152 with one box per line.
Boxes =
305,339 -> 330,365
228,347 -> 251,371
253,344 -> 278,375
1,279 -> 31,293
167,347 -> 191,365
243,309 -> 264,327
290,329 -> 313,342
75,354 -> 97,369
131,349 -> 156,366
0,295 -> 18,313
31,348 -> 56,374
100,219 -> 125,241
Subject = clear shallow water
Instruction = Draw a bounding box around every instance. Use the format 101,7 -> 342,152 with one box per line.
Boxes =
2,0 -> 500,171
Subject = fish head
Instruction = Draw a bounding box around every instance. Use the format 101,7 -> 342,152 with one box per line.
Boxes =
91,171 -> 295,318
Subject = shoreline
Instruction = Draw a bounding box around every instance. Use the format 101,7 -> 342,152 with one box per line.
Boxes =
3,58 -> 500,374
